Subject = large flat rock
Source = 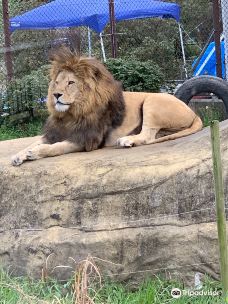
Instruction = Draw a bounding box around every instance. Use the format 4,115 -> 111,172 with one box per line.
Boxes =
1,121 -> 228,284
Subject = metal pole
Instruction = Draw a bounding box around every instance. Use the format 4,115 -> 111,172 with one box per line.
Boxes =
221,0 -> 228,80
87,27 -> 92,57
100,33 -> 106,62
178,23 -> 188,79
2,0 -> 13,81
108,0 -> 117,58
210,120 -> 228,302
213,0 -> 222,78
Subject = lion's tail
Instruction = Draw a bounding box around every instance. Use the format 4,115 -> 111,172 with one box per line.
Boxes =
153,115 -> 203,144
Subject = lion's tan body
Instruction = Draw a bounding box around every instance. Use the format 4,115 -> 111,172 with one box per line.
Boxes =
11,48 -> 202,166
105,91 -> 201,147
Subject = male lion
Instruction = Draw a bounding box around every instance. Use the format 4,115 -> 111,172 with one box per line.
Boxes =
11,47 -> 203,166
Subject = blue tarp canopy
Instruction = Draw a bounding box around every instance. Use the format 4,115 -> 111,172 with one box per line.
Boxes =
193,41 -> 225,78
10,0 -> 181,33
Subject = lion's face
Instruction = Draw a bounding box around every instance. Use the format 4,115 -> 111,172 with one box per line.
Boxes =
47,48 -> 122,120
50,70 -> 82,113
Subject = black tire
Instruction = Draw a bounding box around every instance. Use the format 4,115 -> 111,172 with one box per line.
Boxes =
174,75 -> 228,116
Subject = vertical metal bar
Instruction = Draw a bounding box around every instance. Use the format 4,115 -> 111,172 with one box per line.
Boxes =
178,23 -> 188,79
210,120 -> 228,302
108,0 -> 117,58
2,0 -> 13,81
100,33 -> 106,62
213,0 -> 222,78
87,27 -> 92,57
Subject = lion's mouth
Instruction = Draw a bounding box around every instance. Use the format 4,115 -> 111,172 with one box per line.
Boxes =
55,101 -> 70,112
56,100 -> 69,106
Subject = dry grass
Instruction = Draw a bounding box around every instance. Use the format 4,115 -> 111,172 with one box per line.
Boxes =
73,256 -> 102,304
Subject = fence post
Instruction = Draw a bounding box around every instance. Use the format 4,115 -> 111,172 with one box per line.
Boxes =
108,0 -> 117,58
210,120 -> 228,302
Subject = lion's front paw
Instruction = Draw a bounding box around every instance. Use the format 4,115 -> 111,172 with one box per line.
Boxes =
11,154 -> 25,166
117,137 -> 134,148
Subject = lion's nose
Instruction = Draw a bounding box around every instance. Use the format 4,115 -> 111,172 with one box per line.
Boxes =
54,93 -> 63,100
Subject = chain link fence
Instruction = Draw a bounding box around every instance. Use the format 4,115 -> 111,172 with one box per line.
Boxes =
221,0 -> 228,80
0,0 -> 214,119
0,1 -> 228,292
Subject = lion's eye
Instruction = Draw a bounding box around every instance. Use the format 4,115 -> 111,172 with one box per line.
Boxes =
68,81 -> 75,85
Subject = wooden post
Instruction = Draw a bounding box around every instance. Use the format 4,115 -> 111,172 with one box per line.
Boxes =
210,120 -> 228,301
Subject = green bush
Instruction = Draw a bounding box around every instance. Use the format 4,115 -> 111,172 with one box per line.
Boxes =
1,65 -> 50,115
105,58 -> 164,92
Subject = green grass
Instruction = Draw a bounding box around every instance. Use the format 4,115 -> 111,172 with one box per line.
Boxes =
0,270 -> 224,304
197,105 -> 225,127
0,119 -> 43,141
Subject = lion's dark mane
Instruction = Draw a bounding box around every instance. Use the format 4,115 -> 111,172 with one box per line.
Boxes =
43,47 -> 125,151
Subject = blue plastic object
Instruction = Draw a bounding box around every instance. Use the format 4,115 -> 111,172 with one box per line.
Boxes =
193,41 -> 225,78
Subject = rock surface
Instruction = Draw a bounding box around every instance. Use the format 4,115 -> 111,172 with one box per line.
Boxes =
1,121 -> 228,285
